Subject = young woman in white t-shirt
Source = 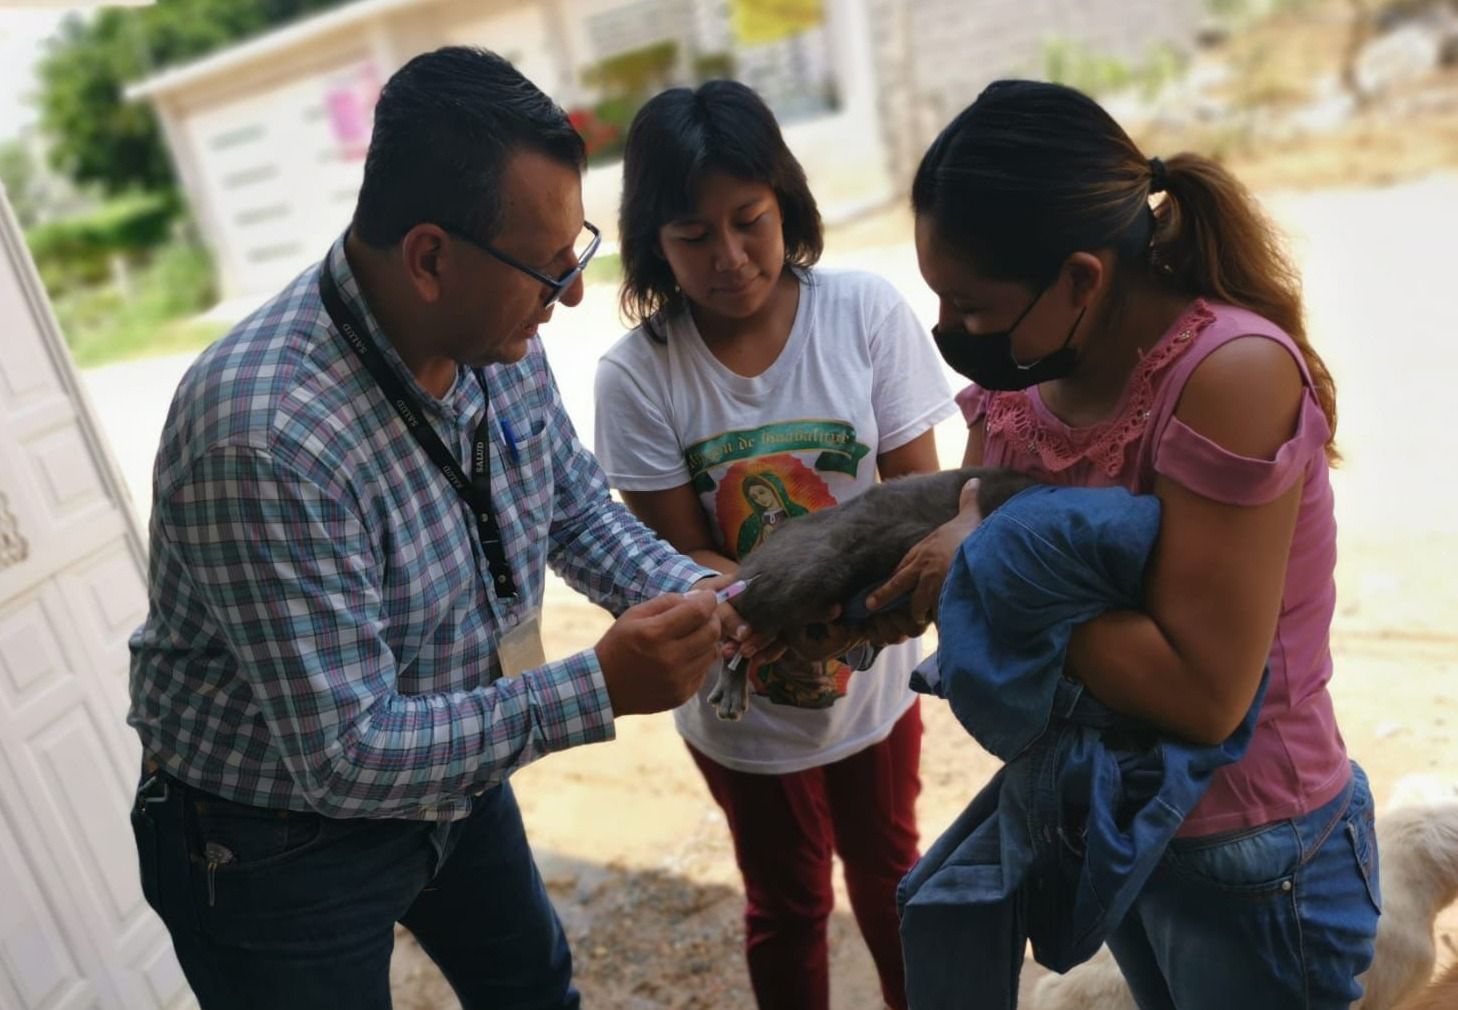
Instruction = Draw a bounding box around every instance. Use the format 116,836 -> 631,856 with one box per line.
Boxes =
593,81 -> 956,1010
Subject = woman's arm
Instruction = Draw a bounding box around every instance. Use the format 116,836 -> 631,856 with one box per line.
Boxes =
878,429 -> 943,480
621,484 -> 736,575
1066,336 -> 1306,745
962,416 -> 986,467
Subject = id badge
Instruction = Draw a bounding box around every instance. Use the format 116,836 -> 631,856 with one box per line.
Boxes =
498,610 -> 547,678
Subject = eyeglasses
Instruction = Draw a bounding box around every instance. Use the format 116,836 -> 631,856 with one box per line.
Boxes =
445,221 -> 601,308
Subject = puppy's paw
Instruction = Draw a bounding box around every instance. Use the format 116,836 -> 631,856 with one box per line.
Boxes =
717,686 -> 749,720
712,665 -> 750,721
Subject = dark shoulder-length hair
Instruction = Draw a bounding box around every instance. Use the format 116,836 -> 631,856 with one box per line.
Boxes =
618,80 -> 823,331
913,79 -> 1337,460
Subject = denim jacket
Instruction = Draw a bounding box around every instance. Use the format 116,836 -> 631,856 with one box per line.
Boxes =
899,486 -> 1265,1009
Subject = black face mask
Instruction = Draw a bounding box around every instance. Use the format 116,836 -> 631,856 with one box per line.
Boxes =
933,286 -> 1086,391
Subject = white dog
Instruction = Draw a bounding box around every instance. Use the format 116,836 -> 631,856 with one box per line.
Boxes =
1034,781 -> 1458,1010
1355,797 -> 1458,1009
1392,959 -> 1458,1010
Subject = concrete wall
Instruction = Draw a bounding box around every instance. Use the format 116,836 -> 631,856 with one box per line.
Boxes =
869,0 -> 1207,189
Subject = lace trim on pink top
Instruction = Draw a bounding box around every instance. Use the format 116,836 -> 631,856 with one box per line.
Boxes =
980,300 -> 1219,478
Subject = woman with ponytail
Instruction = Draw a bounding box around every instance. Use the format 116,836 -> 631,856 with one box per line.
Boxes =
873,80 -> 1378,1007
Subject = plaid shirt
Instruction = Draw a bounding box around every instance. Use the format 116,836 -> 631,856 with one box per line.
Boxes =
128,235 -> 711,820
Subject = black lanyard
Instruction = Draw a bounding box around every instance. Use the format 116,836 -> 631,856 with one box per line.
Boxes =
319,263 -> 519,600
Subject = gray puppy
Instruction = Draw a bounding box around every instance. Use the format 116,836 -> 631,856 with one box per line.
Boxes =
708,466 -> 1036,720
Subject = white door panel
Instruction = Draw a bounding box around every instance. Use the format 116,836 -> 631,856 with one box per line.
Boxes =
0,180 -> 194,1009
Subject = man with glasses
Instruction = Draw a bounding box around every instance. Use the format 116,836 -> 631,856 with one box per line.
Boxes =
128,47 -> 730,1009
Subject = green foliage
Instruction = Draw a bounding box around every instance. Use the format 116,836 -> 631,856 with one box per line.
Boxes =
573,43 -> 738,166
1042,38 -> 1135,96
1041,38 -> 1191,100
51,239 -> 222,367
571,95 -> 635,166
37,0 -> 351,195
692,51 -> 736,81
582,252 -> 621,288
1137,43 -> 1192,101
0,141 -> 42,228
581,40 -> 679,99
27,191 -> 178,291
1206,0 -> 1253,20
1205,0 -> 1335,27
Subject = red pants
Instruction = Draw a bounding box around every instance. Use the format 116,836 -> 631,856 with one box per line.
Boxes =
688,701 -> 922,1010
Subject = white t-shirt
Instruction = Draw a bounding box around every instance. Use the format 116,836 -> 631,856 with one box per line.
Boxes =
593,268 -> 957,774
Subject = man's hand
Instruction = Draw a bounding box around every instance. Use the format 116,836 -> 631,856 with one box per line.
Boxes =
596,590 -> 721,716
866,476 -> 985,625
693,571 -> 752,646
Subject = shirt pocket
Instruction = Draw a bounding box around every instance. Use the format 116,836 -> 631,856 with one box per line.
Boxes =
498,417 -> 554,570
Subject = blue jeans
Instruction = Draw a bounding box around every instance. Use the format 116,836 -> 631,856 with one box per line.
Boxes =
130,769 -> 578,1010
1107,762 -> 1381,1010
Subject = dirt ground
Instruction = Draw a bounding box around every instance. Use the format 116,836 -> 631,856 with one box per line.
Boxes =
389,630 -> 1458,1010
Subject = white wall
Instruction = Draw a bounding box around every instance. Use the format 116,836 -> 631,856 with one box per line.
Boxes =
151,0 -> 570,300
173,52 -> 375,296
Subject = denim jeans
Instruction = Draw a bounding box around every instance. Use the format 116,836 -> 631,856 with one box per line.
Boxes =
1107,762 -> 1381,1010
130,769 -> 578,1010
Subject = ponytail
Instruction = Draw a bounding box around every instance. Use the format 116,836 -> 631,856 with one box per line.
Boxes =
1154,154 -> 1338,460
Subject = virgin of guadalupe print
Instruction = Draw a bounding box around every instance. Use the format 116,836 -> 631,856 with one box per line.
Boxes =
690,419 -> 871,708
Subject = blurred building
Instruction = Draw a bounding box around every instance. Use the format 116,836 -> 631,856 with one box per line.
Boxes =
127,0 -> 1201,300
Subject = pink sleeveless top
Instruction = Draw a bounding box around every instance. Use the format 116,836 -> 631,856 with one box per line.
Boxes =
957,300 -> 1348,835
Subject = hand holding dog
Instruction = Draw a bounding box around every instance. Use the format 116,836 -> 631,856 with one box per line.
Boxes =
867,476 -> 985,625
693,570 -> 754,646
597,590 -> 722,716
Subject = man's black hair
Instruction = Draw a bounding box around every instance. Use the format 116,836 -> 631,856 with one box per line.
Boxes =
352,46 -> 586,247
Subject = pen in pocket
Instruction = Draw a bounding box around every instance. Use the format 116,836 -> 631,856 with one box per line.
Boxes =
499,416 -> 521,465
